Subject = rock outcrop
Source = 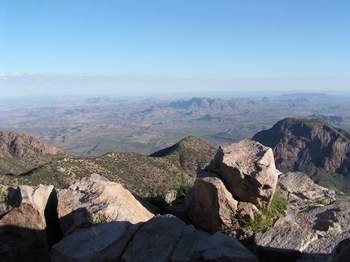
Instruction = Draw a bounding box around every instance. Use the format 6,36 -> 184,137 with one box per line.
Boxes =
52,215 -> 258,262
278,172 -> 336,205
56,174 -> 154,235
0,184 -> 56,262
208,140 -> 279,208
0,131 -> 61,158
187,140 -> 279,233
253,118 -> 350,175
255,172 -> 350,261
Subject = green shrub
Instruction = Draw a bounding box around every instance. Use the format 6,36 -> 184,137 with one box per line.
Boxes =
0,185 -> 7,202
175,174 -> 190,197
246,192 -> 288,232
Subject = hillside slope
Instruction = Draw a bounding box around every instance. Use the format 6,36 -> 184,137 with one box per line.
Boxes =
150,136 -> 216,176
0,135 -> 215,198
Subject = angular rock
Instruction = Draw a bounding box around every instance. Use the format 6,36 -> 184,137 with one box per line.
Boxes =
172,225 -> 258,262
237,202 -> 260,222
56,174 -> 153,235
255,195 -> 350,261
121,215 -> 185,262
279,172 -> 336,205
187,171 -> 238,233
51,221 -> 140,262
121,215 -> 258,262
208,139 -> 279,208
0,184 -> 55,262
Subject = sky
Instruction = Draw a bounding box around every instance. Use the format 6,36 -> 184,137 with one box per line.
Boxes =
1,0 -> 350,97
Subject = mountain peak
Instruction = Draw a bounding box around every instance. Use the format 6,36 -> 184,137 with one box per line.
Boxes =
253,118 -> 350,177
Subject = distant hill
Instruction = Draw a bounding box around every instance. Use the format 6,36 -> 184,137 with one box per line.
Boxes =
150,136 -> 216,176
0,131 -> 62,175
0,134 -> 214,198
253,118 -> 350,191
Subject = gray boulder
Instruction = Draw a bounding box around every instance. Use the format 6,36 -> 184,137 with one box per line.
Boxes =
56,173 -> 153,235
208,139 -> 279,208
255,173 -> 350,261
51,215 -> 258,262
122,215 -> 258,262
51,221 -> 140,262
278,172 -> 336,205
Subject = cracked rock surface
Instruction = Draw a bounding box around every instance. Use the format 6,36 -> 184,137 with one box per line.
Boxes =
255,172 -> 350,262
52,215 -> 258,262
187,140 -> 279,233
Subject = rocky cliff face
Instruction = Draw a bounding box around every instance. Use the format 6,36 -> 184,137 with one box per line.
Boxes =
253,118 -> 350,176
0,131 -> 61,158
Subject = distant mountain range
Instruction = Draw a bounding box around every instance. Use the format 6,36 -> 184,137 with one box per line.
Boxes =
1,94 -> 350,156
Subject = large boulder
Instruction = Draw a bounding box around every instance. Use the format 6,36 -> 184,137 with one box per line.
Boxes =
208,140 -> 279,208
255,173 -> 350,261
121,215 -> 258,262
56,174 -> 154,235
0,184 -> 55,262
187,171 -> 238,233
51,215 -> 258,262
51,221 -> 140,262
278,172 -> 336,205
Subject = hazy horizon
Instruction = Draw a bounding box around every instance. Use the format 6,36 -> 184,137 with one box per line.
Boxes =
1,1 -> 350,97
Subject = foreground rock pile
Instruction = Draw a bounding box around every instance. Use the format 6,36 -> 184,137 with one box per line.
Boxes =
0,174 -> 258,262
255,172 -> 350,261
187,140 -> 280,233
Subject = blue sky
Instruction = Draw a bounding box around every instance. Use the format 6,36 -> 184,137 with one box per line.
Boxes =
1,0 -> 350,96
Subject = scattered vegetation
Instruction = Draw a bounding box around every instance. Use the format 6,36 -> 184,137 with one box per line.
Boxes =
0,185 -> 8,202
89,212 -> 113,224
175,174 -> 191,197
240,192 -> 288,233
